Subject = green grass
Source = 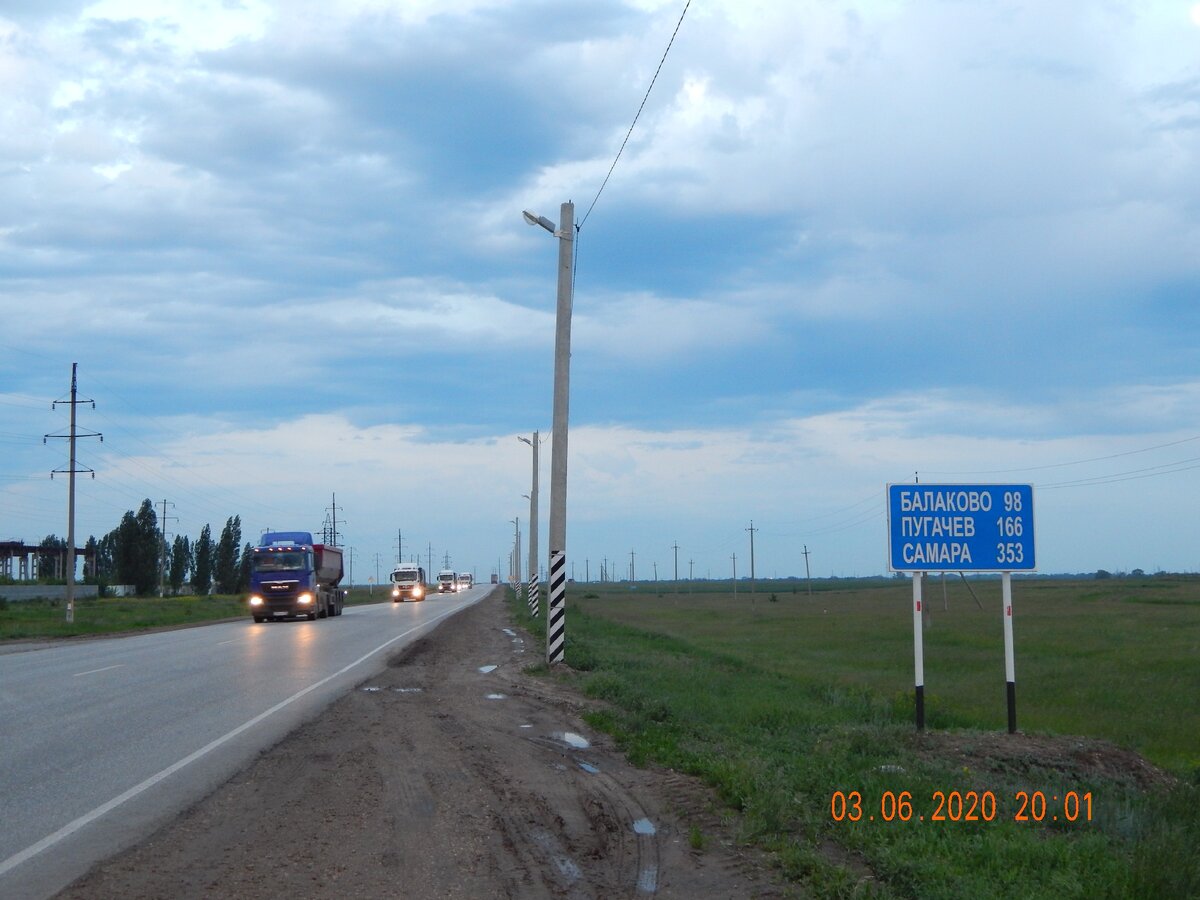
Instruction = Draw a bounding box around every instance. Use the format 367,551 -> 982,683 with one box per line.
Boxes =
0,594 -> 249,639
0,586 -> 387,640
507,578 -> 1200,899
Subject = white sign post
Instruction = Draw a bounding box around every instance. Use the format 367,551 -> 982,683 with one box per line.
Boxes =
887,484 -> 1035,733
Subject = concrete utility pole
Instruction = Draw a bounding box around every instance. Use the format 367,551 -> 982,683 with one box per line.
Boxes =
158,499 -> 176,597
802,544 -> 813,596
348,547 -> 355,586
45,363 -> 101,624
519,432 -> 541,597
427,542 -> 433,577
731,553 -> 738,602
396,529 -> 402,563
523,201 -> 574,666
689,559 -> 694,594
673,542 -> 679,591
511,517 -> 520,585
746,521 -> 757,595
629,550 -> 635,583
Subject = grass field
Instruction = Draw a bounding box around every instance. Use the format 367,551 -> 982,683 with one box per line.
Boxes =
0,586 -> 387,640
509,576 -> 1200,898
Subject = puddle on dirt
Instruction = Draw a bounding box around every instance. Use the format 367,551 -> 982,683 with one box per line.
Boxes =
360,686 -> 382,692
632,818 -> 657,835
637,865 -> 658,894
478,665 -> 498,674
519,724 -> 533,729
393,687 -> 423,693
486,693 -> 507,700
502,628 -> 516,636
531,830 -> 582,883
552,732 -> 590,749
578,761 -> 600,774
554,855 -> 582,882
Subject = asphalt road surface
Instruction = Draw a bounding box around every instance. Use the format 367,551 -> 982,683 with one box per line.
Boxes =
0,588 -> 485,900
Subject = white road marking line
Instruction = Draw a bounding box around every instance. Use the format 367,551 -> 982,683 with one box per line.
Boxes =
72,665 -> 124,677
0,603 -> 467,879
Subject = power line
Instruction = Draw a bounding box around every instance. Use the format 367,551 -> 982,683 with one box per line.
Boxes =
579,0 -> 691,228
921,434 -> 1200,476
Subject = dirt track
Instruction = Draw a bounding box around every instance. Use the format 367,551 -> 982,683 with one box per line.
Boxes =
57,591 -> 785,899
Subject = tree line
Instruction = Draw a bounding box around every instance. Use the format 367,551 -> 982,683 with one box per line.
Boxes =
33,499 -> 250,597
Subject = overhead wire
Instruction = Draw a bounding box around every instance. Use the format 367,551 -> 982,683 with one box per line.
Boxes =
578,0 -> 691,229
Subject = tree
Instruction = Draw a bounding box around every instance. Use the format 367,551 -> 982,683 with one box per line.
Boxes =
214,515 -> 242,594
237,541 -> 253,592
83,535 -> 99,581
169,534 -> 192,595
36,534 -> 67,581
105,501 -> 160,595
194,525 -> 214,595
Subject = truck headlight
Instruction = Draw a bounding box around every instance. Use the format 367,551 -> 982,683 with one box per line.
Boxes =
392,587 -> 399,597
413,587 -> 423,598
249,595 -> 264,607
297,592 -> 314,605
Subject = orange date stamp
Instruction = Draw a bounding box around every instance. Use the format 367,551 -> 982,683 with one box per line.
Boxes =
830,789 -> 1093,824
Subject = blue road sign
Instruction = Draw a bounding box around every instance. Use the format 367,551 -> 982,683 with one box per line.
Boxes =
887,484 -> 1035,572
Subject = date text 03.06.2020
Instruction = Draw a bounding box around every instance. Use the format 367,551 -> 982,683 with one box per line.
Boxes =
830,790 -> 1093,824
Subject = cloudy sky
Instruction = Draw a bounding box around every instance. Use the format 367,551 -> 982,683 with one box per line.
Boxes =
2,0 -> 1200,582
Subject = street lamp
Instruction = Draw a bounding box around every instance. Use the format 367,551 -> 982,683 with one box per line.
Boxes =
518,432 -> 541,615
523,202 -> 574,666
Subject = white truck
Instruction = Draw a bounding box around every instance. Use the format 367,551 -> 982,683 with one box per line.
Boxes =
437,569 -> 457,593
456,572 -> 473,591
390,563 -> 426,602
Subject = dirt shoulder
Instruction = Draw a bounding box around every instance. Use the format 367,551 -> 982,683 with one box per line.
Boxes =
57,590 -> 787,899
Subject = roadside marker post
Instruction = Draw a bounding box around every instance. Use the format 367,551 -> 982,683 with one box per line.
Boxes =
547,550 -> 565,665
527,571 -> 539,618
1002,572 -> 1016,733
913,573 -> 925,731
887,484 -> 1035,733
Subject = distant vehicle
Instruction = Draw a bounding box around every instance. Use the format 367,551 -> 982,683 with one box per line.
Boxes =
390,563 -> 426,602
456,572 -> 472,591
437,570 -> 457,593
248,532 -> 345,622
490,573 -> 499,584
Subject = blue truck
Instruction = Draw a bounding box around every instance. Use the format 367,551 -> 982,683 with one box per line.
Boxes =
247,531 -> 345,622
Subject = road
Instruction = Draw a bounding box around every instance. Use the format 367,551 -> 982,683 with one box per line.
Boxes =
0,588 -> 486,900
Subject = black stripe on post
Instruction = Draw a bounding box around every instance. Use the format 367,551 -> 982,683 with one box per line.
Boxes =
547,550 -> 565,664
915,685 -> 925,732
1007,681 -> 1017,734
528,572 -> 539,618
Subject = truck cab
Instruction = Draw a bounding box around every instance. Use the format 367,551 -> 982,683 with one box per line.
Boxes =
390,564 -> 426,602
456,572 -> 472,591
247,532 -> 344,622
437,570 -> 457,593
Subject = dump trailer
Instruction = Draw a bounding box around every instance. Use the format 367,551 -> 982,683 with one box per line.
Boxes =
247,531 -> 345,622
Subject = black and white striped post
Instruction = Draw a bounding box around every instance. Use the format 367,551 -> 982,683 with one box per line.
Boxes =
527,570 -> 539,618
547,550 -> 566,664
